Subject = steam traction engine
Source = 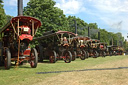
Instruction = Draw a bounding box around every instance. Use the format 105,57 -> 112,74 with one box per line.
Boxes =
97,42 -> 107,57
0,0 -> 41,69
34,31 -> 76,63
87,39 -> 99,58
0,16 -> 41,69
72,36 -> 90,60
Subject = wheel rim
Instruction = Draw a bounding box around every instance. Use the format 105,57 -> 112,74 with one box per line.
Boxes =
65,52 -> 70,63
80,51 -> 85,60
50,56 -> 55,63
93,51 -> 97,58
30,61 -> 34,67
4,55 -> 7,68
4,50 -> 8,69
81,52 -> 85,59
30,50 -> 35,67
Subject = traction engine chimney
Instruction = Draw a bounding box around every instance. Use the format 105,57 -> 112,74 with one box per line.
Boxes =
18,0 -> 23,16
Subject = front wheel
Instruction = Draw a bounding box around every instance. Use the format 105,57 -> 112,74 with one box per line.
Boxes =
49,51 -> 57,63
64,51 -> 72,63
93,51 -> 98,58
4,48 -> 11,70
72,51 -> 76,61
85,51 -> 89,59
80,50 -> 86,60
30,48 -> 38,68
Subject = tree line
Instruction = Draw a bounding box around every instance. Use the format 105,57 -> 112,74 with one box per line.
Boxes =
0,0 -> 127,50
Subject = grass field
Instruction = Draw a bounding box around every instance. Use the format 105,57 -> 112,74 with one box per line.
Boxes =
0,55 -> 128,85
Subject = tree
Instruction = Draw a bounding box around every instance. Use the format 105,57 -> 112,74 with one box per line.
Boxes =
0,0 -> 6,28
24,0 -> 69,37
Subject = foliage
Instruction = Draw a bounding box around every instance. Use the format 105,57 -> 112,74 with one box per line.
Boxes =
24,0 -> 69,37
0,55 -> 127,85
23,0 -> 125,48
0,0 -> 6,28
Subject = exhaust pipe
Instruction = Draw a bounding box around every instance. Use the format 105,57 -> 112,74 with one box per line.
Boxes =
18,0 -> 23,16
73,19 -> 77,35
88,27 -> 90,37
98,32 -> 100,40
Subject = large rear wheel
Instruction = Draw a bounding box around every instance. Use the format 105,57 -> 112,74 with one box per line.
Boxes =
64,51 -> 72,63
35,45 -> 43,62
30,48 -> 38,68
49,51 -> 57,63
4,48 -> 11,70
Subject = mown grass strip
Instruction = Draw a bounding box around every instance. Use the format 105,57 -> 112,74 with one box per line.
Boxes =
0,55 -> 127,85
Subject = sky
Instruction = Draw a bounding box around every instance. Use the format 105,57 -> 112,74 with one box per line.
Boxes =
3,0 -> 128,40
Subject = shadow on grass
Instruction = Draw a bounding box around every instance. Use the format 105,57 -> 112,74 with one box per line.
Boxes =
39,60 -> 67,64
36,67 -> 128,74
0,63 -> 33,70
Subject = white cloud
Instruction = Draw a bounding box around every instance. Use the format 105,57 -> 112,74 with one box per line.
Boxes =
54,0 -> 86,14
54,0 -> 128,39
85,0 -> 128,39
91,0 -> 128,13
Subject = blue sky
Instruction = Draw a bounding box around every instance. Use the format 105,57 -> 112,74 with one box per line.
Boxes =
3,0 -> 128,40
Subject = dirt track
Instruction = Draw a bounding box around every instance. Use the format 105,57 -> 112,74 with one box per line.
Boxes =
35,57 -> 128,85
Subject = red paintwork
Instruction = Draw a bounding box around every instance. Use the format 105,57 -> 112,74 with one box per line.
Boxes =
19,26 -> 31,34
56,30 -> 76,36
100,45 -> 104,48
11,16 -> 41,29
23,47 -> 31,56
19,34 -> 33,41
80,45 -> 85,48
0,16 -> 41,33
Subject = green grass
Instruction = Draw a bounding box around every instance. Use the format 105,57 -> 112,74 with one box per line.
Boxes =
0,55 -> 127,85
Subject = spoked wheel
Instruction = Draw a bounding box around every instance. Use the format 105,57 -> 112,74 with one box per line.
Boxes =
64,51 -> 72,63
93,50 -> 98,58
0,48 -> 4,66
35,45 -> 43,62
80,50 -> 86,60
30,48 -> 38,68
72,51 -> 76,61
4,48 -> 11,70
49,51 -> 57,63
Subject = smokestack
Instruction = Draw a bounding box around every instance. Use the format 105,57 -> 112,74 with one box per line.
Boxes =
116,40 -> 118,46
74,19 -> 77,35
98,32 -> 100,40
112,38 -> 113,46
88,27 -> 90,37
18,0 -> 23,16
